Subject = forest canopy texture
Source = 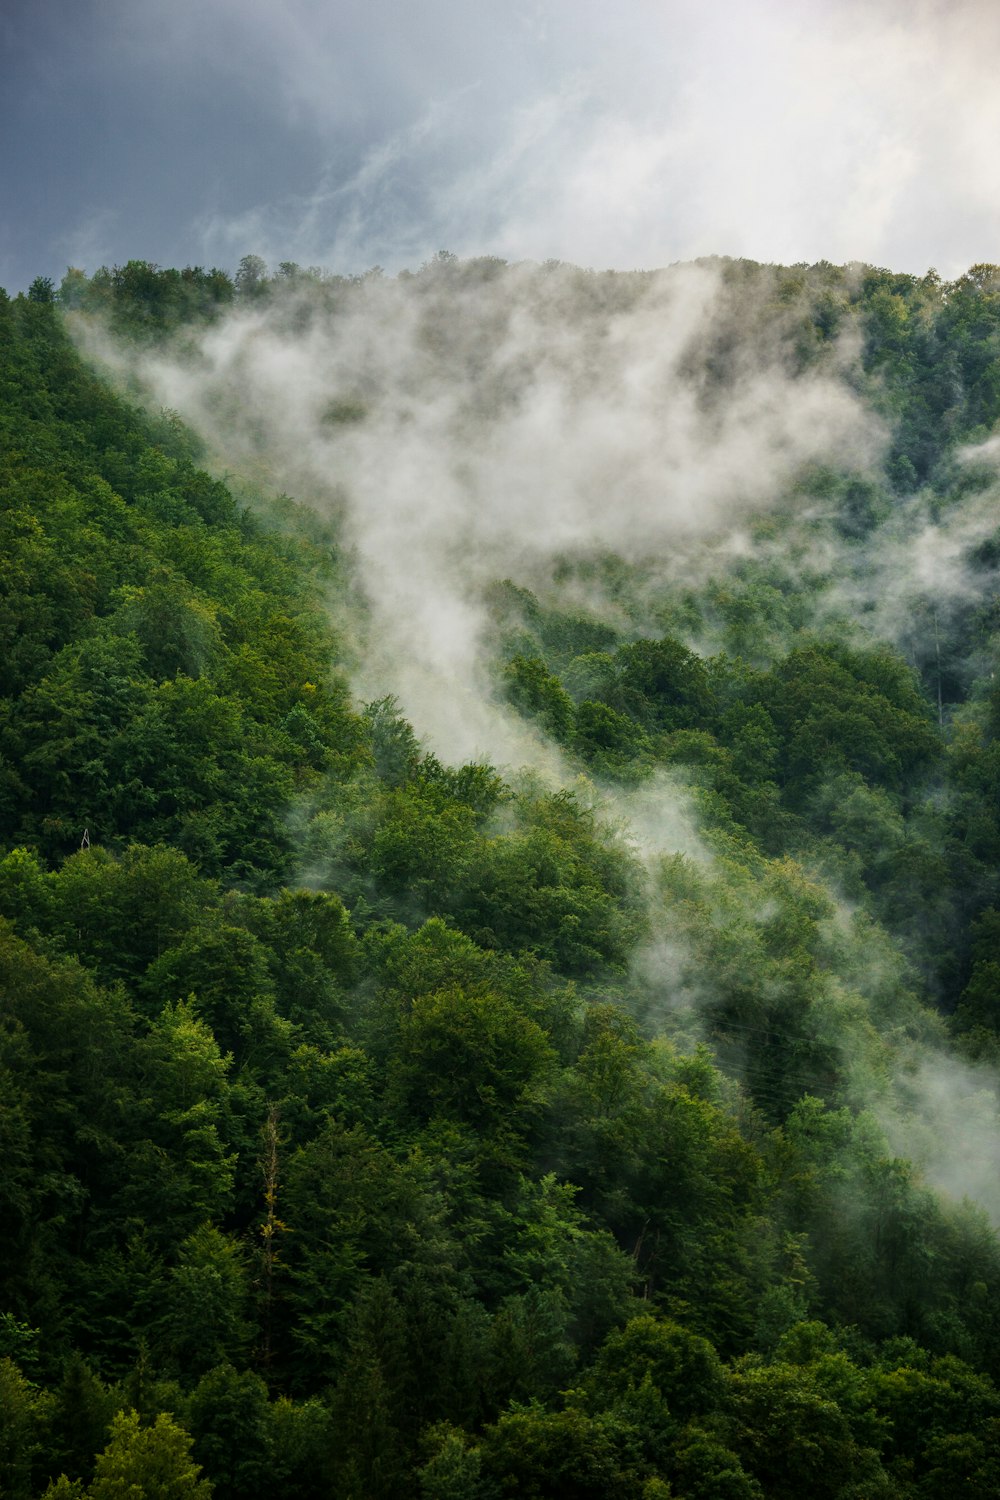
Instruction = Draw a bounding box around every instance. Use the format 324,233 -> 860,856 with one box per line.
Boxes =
4,255 -> 1000,1497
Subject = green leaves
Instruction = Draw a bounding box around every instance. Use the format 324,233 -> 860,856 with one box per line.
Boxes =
739,642 -> 939,807
86,1408 -> 212,1500
390,985 -> 554,1130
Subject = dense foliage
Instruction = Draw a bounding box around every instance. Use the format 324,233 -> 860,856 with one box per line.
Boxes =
2,257 -> 1000,1496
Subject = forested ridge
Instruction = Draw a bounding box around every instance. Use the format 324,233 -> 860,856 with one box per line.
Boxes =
4,255 -> 1000,1497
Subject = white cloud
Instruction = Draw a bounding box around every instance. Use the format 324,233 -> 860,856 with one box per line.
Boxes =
160,0 -> 1000,278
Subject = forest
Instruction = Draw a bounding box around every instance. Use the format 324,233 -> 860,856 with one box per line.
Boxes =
3,251 -> 1000,1497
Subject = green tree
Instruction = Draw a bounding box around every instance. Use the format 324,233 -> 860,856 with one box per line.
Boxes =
47,1355 -> 122,1487
586,1314 -> 725,1425
153,1227 -> 252,1376
610,636 -> 717,732
418,1424 -> 486,1500
503,655 -> 576,742
389,984 -> 554,1131
330,1280 -> 413,1500
141,923 -> 290,1071
0,1357 -> 53,1500
235,256 -> 268,298
87,1409 -> 212,1499
186,1365 -> 270,1500
478,1403 -> 636,1499
726,1360 -> 874,1500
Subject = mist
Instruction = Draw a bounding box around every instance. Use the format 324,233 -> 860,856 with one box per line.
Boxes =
72,252 -> 1000,1228
77,258 -> 879,762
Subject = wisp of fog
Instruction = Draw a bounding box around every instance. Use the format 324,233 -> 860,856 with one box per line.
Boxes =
74,255 -> 1000,1224
80,259 -> 878,761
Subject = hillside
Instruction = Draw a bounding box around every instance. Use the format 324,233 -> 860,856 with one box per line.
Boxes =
3,257 -> 1000,1497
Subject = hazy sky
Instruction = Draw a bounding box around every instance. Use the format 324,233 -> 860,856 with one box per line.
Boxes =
3,0 -> 999,292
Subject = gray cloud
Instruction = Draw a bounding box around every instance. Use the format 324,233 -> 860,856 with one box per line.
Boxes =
187,0 -> 1000,278
4,0 -> 1000,291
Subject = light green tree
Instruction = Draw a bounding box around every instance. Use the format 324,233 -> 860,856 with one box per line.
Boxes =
86,1409 -> 212,1499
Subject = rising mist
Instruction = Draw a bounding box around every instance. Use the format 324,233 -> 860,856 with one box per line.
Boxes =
71,252 -> 1000,1228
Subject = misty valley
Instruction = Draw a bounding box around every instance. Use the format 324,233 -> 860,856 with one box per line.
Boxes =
4,253 -> 1000,1497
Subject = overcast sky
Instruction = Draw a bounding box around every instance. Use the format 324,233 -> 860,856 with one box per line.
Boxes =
2,0 -> 999,292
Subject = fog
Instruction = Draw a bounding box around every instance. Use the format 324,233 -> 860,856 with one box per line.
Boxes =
79,259 -> 878,762
74,254 -> 1000,1223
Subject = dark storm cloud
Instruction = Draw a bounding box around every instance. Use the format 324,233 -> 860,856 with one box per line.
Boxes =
2,0 -> 999,292
1,0 -> 332,290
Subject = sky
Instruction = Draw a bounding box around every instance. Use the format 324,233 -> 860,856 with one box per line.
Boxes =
3,0 -> 999,292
